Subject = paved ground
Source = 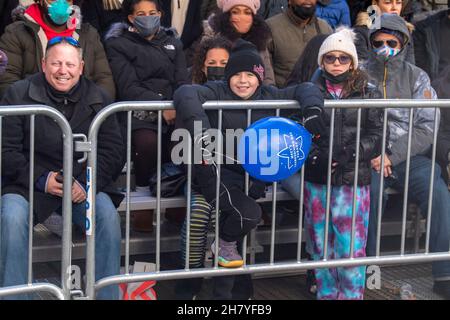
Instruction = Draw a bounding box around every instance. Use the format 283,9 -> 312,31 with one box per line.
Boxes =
30,258 -> 446,300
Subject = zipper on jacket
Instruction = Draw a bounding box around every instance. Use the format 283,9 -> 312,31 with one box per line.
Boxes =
335,108 -> 343,185
382,62 -> 388,99
177,0 -> 180,9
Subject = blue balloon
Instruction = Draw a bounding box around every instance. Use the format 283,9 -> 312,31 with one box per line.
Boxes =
237,117 -> 312,182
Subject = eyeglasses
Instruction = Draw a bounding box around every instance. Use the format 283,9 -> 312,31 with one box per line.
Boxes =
372,39 -> 399,49
47,36 -> 81,49
323,54 -> 352,65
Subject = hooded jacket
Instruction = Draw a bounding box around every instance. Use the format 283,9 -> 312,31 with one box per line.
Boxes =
1,73 -> 125,223
304,69 -> 384,186
365,13 -> 438,167
104,23 -> 189,130
354,11 -> 415,64
0,4 -> 116,99
173,80 -> 324,203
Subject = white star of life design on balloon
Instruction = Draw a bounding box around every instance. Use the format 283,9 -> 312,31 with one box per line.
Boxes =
277,133 -> 305,170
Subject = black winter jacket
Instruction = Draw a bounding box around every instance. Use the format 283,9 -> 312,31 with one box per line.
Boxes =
173,80 -> 324,203
1,73 -> 125,223
104,23 -> 189,130
305,70 -> 384,186
414,10 -> 450,81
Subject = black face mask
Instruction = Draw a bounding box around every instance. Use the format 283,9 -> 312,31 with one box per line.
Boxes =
206,66 -> 225,81
322,69 -> 351,84
292,4 -> 316,20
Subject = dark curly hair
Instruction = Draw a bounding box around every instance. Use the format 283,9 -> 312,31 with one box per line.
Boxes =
210,11 -> 271,52
191,36 -> 232,84
122,0 -> 163,24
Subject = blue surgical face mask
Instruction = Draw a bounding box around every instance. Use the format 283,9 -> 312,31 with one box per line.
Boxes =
373,45 -> 401,61
133,15 -> 161,38
46,0 -> 72,26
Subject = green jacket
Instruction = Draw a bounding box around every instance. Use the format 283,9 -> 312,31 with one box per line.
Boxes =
267,10 -> 332,87
0,15 -> 116,99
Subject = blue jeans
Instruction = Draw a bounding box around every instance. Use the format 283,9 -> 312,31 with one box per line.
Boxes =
367,156 -> 450,279
0,192 -> 121,300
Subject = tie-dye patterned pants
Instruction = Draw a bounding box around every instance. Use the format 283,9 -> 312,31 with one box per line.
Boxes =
304,181 -> 370,300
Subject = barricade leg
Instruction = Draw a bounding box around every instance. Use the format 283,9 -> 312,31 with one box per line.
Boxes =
367,170 -> 393,256
0,194 -> 31,300
72,192 -> 121,300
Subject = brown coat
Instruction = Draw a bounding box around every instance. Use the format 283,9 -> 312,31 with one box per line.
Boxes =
0,14 -> 116,99
267,11 -> 332,87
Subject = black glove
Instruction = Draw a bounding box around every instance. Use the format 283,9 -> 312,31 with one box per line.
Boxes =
333,145 -> 356,166
248,180 -> 267,200
303,106 -> 327,139
307,146 -> 330,172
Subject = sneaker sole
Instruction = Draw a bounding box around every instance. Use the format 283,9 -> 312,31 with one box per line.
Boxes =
218,258 -> 244,268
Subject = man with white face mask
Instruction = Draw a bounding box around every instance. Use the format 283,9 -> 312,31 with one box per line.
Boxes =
0,0 -> 115,99
365,13 -> 450,299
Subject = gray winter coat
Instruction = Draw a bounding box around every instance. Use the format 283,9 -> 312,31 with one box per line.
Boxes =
365,13 -> 438,167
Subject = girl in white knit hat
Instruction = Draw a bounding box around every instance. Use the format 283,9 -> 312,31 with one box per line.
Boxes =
282,27 -> 385,300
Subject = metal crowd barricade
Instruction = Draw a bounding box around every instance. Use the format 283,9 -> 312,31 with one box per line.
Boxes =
85,99 -> 450,300
0,105 -> 73,300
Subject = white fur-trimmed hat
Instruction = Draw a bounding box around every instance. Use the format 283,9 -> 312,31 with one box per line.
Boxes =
317,27 -> 359,69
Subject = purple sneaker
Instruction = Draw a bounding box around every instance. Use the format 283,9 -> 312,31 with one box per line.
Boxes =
211,238 -> 244,268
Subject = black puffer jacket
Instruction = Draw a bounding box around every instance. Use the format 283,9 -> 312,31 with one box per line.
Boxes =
174,80 -> 324,203
104,23 -> 189,130
305,70 -> 384,186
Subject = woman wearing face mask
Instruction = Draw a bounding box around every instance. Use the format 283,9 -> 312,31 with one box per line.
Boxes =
104,0 -> 188,206
191,35 -> 232,84
283,27 -> 383,300
208,0 -> 276,85
175,35 -> 233,300
353,0 -> 415,64
0,0 -> 116,98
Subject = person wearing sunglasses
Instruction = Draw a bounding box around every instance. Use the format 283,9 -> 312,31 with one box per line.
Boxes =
353,0 -> 415,64
282,27 -> 383,300
365,13 -> 450,299
0,38 -> 125,300
0,0 -> 116,100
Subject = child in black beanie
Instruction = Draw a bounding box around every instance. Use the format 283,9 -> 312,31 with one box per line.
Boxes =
173,39 -> 325,297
